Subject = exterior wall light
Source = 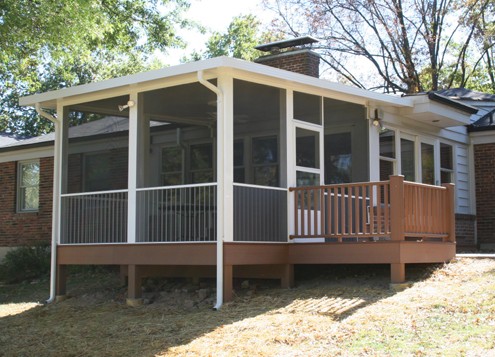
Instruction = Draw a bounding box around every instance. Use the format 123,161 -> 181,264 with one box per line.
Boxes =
118,100 -> 135,112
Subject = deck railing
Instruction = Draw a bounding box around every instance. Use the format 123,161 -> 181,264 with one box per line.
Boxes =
61,190 -> 128,244
403,181 -> 455,239
233,183 -> 288,242
289,176 -> 455,242
136,183 -> 217,242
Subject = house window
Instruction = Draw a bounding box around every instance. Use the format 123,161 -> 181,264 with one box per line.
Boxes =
252,136 -> 278,186
400,138 -> 415,181
421,143 -> 434,185
17,160 -> 40,212
379,129 -> 396,181
190,143 -> 214,183
161,146 -> 183,186
440,143 -> 454,184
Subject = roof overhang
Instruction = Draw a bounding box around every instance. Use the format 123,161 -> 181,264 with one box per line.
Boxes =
399,93 -> 477,128
19,56 -> 413,110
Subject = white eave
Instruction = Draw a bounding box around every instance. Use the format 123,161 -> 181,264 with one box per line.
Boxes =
399,96 -> 474,128
19,56 -> 413,110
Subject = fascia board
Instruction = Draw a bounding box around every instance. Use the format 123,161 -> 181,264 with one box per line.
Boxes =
470,130 -> 495,145
0,146 -> 54,163
19,57 -> 230,107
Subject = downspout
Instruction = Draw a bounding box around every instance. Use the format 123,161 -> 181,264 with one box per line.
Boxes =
35,103 -> 60,304
197,70 -> 224,310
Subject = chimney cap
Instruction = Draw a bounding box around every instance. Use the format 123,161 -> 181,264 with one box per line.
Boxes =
255,36 -> 319,52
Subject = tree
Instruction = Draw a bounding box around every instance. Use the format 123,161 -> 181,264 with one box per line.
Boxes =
0,0 -> 192,137
264,0 -> 495,94
183,14 -> 281,62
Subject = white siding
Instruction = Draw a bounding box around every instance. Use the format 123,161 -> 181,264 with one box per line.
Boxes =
455,145 -> 471,214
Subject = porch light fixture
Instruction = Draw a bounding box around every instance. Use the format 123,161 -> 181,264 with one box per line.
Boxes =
373,118 -> 382,127
118,100 -> 135,112
372,109 -> 383,129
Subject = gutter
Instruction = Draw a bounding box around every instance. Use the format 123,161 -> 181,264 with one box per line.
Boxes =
427,92 -> 479,114
197,70 -> 224,310
35,104 -> 60,304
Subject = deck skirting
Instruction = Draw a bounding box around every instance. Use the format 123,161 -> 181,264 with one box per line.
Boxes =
56,241 -> 455,302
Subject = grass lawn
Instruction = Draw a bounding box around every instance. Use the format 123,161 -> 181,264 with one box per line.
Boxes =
0,258 -> 494,356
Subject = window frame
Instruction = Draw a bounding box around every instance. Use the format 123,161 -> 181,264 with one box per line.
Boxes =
379,128 -> 397,181
17,159 -> 40,213
440,142 -> 455,184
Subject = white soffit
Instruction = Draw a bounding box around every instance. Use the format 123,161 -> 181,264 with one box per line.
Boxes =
400,101 -> 472,128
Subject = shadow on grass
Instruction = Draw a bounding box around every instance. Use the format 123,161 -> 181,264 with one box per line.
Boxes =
0,263 -> 443,357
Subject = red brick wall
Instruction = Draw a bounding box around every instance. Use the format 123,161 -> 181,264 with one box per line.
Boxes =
455,214 -> 476,250
0,147 -> 128,247
0,157 -> 53,247
256,50 -> 320,78
474,143 -> 495,248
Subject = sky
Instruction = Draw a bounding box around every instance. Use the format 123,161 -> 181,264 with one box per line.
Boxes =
165,0 -> 273,65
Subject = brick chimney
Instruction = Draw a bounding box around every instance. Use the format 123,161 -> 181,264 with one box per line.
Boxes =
255,36 -> 320,78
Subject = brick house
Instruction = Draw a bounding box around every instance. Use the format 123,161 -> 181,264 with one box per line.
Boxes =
0,37 -> 492,305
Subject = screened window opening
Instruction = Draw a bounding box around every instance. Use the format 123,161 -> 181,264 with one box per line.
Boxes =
294,92 -> 321,125
234,140 -> 245,183
190,143 -> 214,184
325,132 -> 351,184
252,136 -> 278,187
161,146 -> 184,186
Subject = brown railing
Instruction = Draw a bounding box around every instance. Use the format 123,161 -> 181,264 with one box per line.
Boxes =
403,181 -> 455,240
289,176 -> 455,242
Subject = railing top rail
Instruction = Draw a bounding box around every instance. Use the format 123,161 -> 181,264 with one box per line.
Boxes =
233,183 -> 288,191
136,182 -> 218,192
289,181 -> 390,192
403,181 -> 447,190
61,189 -> 129,198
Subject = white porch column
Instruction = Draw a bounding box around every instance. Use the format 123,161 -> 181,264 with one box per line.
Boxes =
127,92 -> 139,243
286,90 -> 295,236
55,104 -> 69,244
217,75 -> 234,243
368,109 -> 380,182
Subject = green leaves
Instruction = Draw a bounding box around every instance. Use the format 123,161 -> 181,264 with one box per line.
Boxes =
0,0 -> 191,137
186,14 -> 273,62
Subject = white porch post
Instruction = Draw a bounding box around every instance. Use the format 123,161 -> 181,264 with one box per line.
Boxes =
127,92 -> 139,243
217,74 -> 234,244
286,90 -> 295,237
368,108 -> 380,182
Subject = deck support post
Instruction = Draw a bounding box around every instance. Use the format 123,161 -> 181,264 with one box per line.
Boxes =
55,264 -> 67,299
223,264 -> 233,302
390,263 -> 406,283
127,265 -> 143,304
281,264 -> 294,289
